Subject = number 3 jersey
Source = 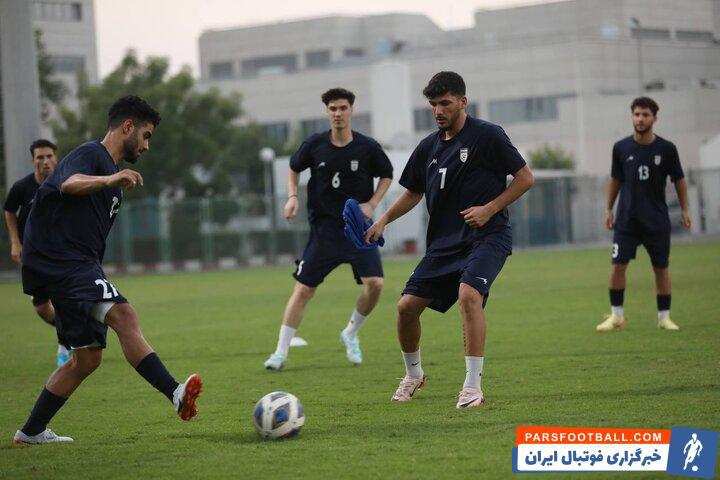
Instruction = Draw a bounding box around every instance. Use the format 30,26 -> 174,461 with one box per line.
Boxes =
22,141 -> 122,281
611,135 -> 684,234
399,116 -> 526,258
290,131 -> 393,224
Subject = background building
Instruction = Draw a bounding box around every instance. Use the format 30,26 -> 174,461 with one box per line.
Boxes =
199,0 -> 720,176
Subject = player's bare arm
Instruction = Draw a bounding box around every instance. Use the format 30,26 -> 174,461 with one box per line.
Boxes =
674,177 -> 691,229
284,169 -> 300,221
365,189 -> 423,243
4,211 -> 22,263
605,177 -> 621,230
461,165 -> 534,228
61,169 -> 144,196
360,177 -> 392,219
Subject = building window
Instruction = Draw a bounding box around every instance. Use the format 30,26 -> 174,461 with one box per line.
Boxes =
630,27 -> 671,40
241,54 -> 297,78
352,114 -> 372,135
33,2 -> 82,21
306,50 -> 330,68
466,102 -> 479,118
48,55 -> 85,75
413,108 -> 434,132
675,30 -> 714,43
209,61 -> 233,79
489,96 -> 563,124
300,118 -> 330,138
262,122 -> 289,143
343,48 -> 364,58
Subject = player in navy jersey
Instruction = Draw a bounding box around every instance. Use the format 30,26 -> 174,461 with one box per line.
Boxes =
365,72 -> 534,408
596,97 -> 691,333
3,139 -> 71,366
264,88 -> 393,371
12,96 -> 202,445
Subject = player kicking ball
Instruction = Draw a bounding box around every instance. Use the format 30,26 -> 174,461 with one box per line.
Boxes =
597,96 -> 691,333
264,88 -> 393,371
13,96 -> 202,445
365,72 -> 534,408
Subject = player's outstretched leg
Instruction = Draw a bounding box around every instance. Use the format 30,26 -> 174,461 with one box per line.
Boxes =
340,277 -> 383,365
104,303 -> 202,420
265,282 -> 316,371
392,295 -> 429,402
597,264 -> 628,332
456,284 -> 485,409
13,348 -> 102,445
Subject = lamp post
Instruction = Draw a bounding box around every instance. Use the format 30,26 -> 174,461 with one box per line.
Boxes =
630,17 -> 644,94
260,147 -> 277,264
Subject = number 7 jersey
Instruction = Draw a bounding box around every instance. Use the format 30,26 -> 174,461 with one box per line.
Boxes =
611,135 -> 684,233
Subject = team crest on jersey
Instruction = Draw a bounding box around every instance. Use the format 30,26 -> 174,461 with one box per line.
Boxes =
460,148 -> 469,163
654,155 -> 661,166
350,160 -> 359,172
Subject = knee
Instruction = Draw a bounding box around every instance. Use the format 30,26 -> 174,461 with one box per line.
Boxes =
73,351 -> 102,376
458,284 -> 484,312
397,296 -> 420,320
294,283 -> 316,303
105,303 -> 140,336
611,263 -> 628,275
363,277 -> 383,295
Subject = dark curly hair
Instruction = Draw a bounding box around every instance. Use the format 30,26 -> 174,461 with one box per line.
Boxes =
108,95 -> 161,129
422,71 -> 466,99
321,88 -> 355,106
631,96 -> 659,116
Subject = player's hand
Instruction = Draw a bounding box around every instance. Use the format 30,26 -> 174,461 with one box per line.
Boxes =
680,208 -> 691,229
461,204 -> 496,228
605,210 -> 614,230
108,169 -> 143,189
359,202 -> 375,220
364,219 -> 386,244
10,242 -> 21,264
284,196 -> 299,221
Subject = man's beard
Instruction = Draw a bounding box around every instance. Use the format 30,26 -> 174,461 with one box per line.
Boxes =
634,125 -> 649,134
123,137 -> 140,164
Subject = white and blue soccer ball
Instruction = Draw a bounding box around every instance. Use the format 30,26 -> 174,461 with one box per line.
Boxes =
253,391 -> 305,439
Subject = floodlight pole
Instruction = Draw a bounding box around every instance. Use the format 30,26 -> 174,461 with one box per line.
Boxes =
260,147 -> 277,264
630,17 -> 644,94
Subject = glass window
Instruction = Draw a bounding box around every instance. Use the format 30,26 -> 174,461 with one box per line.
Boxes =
209,61 -> 233,79
305,50 -> 330,68
300,118 -> 330,138
352,113 -> 372,135
48,55 -> 85,74
630,27 -> 671,40
241,54 -> 297,78
489,96 -> 561,124
413,107 -> 435,132
675,30 -> 714,42
343,48 -> 364,58
33,2 -> 82,21
262,122 -> 289,143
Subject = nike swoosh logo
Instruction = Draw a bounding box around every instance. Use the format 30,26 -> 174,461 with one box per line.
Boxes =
459,396 -> 484,407
411,362 -> 419,366
475,277 -> 488,284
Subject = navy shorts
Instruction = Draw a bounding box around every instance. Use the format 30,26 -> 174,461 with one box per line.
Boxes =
293,218 -> 383,288
612,227 -> 670,268
403,230 -> 512,313
23,263 -> 128,349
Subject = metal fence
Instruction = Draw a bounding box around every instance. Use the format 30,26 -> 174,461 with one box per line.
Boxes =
1,168 -> 718,272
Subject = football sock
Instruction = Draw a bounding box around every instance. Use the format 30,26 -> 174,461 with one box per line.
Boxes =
21,387 -> 67,436
342,309 -> 367,337
275,325 -> 296,357
135,352 -> 179,402
463,356 -> 484,390
609,289 -> 624,317
402,350 -> 424,379
657,294 -> 671,319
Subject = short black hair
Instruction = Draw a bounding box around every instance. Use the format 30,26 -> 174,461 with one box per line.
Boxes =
631,96 -> 659,116
107,95 -> 161,129
422,71 -> 466,99
29,139 -> 57,157
321,88 -> 355,106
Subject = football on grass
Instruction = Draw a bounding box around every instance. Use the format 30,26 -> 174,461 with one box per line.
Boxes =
253,391 -> 305,439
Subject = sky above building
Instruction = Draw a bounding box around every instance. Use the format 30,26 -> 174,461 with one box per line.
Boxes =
95,0 -> 556,78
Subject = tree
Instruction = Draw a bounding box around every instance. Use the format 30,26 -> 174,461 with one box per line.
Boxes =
527,144 -> 575,170
35,29 -> 68,121
51,51 -> 284,198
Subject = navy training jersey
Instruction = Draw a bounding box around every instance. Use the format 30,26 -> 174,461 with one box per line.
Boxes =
290,130 -> 393,223
3,173 -> 41,243
399,116 -> 526,257
22,141 -> 122,278
611,135 -> 684,233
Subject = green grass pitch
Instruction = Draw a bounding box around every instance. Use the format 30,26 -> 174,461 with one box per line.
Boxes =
1,242 -> 718,479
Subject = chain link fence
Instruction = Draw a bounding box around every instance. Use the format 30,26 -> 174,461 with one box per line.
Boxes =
1,169 -> 718,272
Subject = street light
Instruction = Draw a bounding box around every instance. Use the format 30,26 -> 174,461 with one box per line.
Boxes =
260,147 -> 277,264
629,17 -> 644,94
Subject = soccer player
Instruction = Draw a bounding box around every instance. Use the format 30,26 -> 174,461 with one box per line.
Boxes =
13,96 -> 202,445
596,97 -> 691,332
365,72 -> 534,408
4,139 -> 71,366
263,88 -> 393,370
